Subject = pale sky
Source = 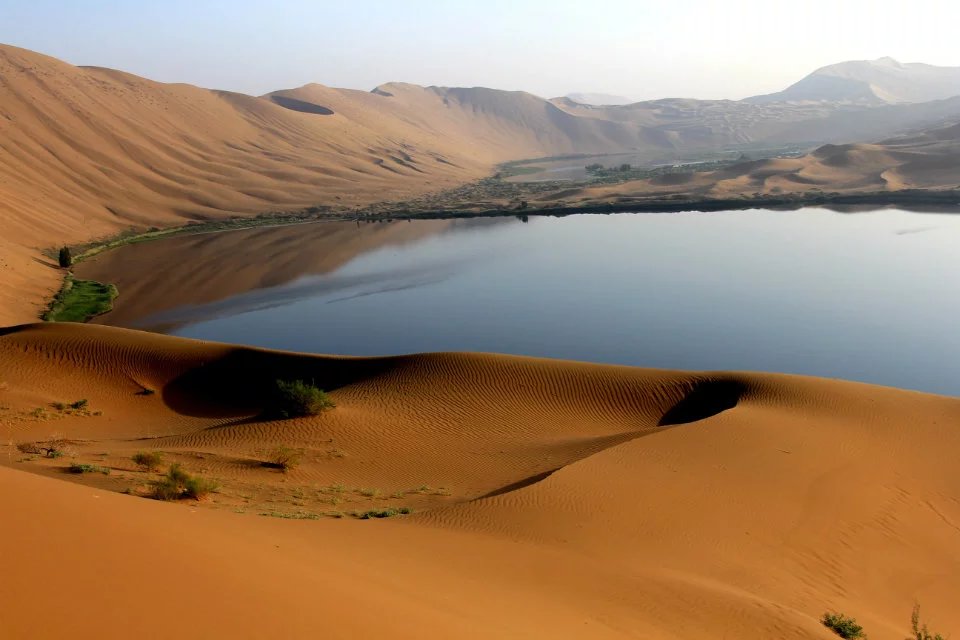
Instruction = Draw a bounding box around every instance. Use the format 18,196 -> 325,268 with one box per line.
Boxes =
2,0 -> 959,100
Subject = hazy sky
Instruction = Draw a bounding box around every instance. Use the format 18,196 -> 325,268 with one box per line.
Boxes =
2,0 -> 959,100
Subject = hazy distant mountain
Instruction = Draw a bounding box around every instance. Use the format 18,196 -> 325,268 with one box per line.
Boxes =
564,92 -> 634,106
747,57 -> 960,105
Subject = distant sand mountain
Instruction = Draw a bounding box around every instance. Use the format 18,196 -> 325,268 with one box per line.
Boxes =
748,57 -> 960,104
564,92 -> 634,106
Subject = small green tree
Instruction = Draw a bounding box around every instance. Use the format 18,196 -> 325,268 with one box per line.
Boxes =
58,246 -> 73,268
907,605 -> 945,640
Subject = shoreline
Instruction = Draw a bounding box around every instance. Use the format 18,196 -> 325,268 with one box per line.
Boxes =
53,186 -> 960,262
39,186 -> 960,323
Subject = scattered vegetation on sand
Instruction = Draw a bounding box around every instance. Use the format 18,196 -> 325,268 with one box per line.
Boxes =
264,379 -> 335,418
132,451 -> 164,471
821,612 -> 866,639
356,507 -> 412,519
259,510 -> 322,520
150,464 -> 219,501
42,275 -> 118,323
262,446 -> 302,472
68,463 -> 110,475
907,605 -> 945,640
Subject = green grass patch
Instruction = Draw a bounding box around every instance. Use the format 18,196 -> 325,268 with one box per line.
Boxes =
43,275 -> 118,323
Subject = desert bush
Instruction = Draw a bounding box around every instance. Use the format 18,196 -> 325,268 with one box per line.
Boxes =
907,605 -> 945,640
132,451 -> 163,471
263,446 -> 302,472
357,507 -> 412,519
150,463 -> 218,501
58,246 -> 72,268
822,612 -> 866,639
68,463 -> 110,475
183,475 -> 220,500
69,399 -> 88,410
265,379 -> 334,418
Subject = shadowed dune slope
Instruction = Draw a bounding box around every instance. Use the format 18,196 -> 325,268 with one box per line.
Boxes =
1,323 -> 959,639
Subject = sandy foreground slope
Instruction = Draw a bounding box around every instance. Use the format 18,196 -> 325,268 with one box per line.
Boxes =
1,322 -> 958,639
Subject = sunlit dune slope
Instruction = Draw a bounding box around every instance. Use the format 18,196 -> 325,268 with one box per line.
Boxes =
1,323 -> 958,639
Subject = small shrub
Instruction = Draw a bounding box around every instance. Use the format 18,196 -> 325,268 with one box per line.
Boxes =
69,399 -> 89,410
262,446 -> 302,472
150,463 -> 218,501
68,463 -> 110,475
51,402 -> 67,411
357,507 -> 411,519
58,246 -> 72,268
183,475 -> 220,500
151,477 -> 183,501
908,605 -> 945,640
265,380 -> 335,418
822,612 -> 866,639
132,451 -> 163,471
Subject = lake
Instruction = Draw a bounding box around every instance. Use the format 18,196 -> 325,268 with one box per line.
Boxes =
77,208 -> 960,396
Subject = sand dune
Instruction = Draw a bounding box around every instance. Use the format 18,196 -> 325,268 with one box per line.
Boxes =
1,322 -> 959,638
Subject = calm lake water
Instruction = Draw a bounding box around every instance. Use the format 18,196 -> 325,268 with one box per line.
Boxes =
82,209 -> 960,396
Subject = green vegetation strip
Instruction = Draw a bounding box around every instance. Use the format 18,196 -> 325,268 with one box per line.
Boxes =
43,274 -> 119,323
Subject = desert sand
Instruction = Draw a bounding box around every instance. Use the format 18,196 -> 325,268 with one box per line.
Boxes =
1,322 -> 959,638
